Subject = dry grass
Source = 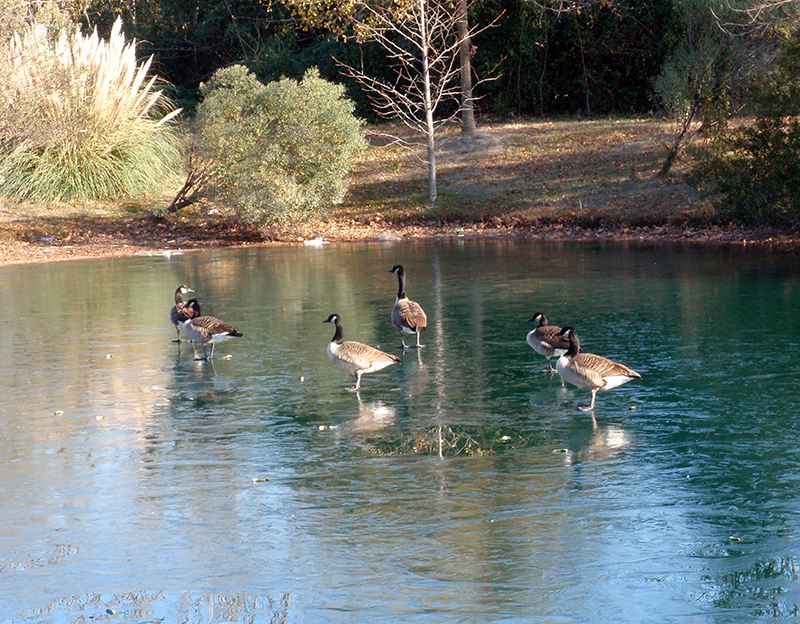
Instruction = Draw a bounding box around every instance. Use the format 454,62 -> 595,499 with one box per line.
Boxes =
335,116 -> 707,228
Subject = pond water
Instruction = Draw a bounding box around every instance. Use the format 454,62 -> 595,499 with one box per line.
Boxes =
1,239 -> 800,623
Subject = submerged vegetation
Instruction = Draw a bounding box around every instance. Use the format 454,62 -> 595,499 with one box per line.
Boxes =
366,424 -> 530,457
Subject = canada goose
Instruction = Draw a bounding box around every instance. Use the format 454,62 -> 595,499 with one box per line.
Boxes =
526,312 -> 570,372
324,313 -> 401,391
178,300 -> 243,361
556,326 -> 641,412
389,265 -> 427,348
170,284 -> 195,342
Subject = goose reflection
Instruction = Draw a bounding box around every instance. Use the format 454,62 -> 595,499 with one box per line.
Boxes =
171,355 -> 237,407
559,424 -> 631,465
338,392 -> 397,433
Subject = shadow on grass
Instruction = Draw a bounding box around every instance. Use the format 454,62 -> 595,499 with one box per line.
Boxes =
339,116 -> 711,230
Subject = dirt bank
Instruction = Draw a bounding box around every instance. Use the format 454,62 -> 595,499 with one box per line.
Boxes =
2,117 -> 799,266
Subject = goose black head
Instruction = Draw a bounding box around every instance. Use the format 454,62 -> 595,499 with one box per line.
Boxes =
187,299 -> 202,317
324,314 -> 340,324
528,312 -> 547,325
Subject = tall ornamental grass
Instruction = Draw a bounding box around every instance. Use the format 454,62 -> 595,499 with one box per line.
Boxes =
0,18 -> 182,203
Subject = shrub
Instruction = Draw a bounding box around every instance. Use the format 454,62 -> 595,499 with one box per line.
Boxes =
0,17 -> 182,204
703,118 -> 800,224
693,35 -> 800,224
195,65 -> 367,225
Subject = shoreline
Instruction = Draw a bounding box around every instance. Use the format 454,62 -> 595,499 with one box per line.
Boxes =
5,117 -> 799,266
2,221 -> 798,267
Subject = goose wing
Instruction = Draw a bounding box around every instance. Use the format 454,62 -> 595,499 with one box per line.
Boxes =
574,352 -> 641,381
537,325 -> 569,350
191,315 -> 243,338
338,340 -> 400,372
171,303 -> 193,326
393,299 -> 427,331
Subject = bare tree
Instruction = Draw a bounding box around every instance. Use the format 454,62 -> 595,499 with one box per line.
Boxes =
713,0 -> 800,34
339,0 -> 497,203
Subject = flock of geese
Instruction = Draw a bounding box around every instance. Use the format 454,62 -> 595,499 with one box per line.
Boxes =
169,264 -> 641,411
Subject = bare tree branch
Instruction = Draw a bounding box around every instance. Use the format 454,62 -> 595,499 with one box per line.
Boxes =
335,0 -> 500,202
712,0 -> 799,35
165,154 -> 208,214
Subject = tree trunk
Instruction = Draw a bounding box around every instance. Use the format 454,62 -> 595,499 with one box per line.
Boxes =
456,0 -> 477,136
658,100 -> 698,178
421,0 -> 437,202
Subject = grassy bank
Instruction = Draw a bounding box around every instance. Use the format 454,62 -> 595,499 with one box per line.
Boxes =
0,116 -> 791,265
336,116 -> 704,228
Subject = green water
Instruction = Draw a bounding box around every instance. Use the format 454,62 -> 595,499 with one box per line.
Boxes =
1,239 -> 799,622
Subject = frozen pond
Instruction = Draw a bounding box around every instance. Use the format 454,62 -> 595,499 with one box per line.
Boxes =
1,239 -> 800,622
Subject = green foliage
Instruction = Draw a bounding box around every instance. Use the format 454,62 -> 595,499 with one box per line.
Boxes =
705,118 -> 800,224
104,0 -> 679,118
694,33 -> 800,224
0,17 -> 183,204
195,65 -> 367,225
651,0 -> 732,125
473,0 -> 675,116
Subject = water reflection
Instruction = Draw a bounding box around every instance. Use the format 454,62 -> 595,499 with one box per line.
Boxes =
18,590 -> 291,623
1,241 -> 800,622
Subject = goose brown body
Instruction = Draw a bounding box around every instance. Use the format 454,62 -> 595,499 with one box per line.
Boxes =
526,312 -> 570,372
324,313 -> 400,391
389,265 -> 427,348
179,300 -> 243,360
556,326 -> 641,411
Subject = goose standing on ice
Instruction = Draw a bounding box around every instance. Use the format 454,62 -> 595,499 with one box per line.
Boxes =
526,312 -> 570,372
389,265 -> 427,348
179,300 -> 243,361
170,284 -> 195,342
555,326 -> 641,411
324,313 -> 400,391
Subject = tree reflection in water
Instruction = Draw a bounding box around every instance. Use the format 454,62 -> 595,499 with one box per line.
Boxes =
703,556 -> 799,618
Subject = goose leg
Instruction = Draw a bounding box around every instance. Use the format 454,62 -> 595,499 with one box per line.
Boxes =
578,388 -> 598,412
415,332 -> 425,348
347,372 -> 363,392
197,343 -> 209,361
